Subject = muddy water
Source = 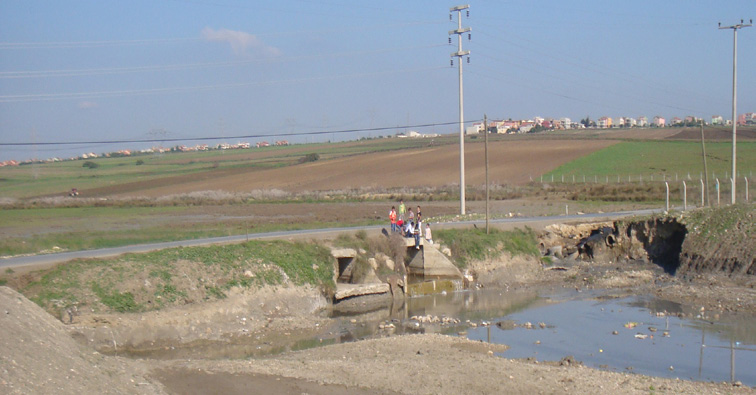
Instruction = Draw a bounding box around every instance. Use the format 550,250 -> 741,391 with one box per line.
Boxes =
117,288 -> 756,386
463,290 -> 756,386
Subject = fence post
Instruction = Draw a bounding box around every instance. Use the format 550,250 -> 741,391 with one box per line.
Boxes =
683,180 -> 687,211
716,178 -> 720,206
746,177 -> 749,202
665,181 -> 670,212
731,178 -> 735,205
700,179 -> 705,207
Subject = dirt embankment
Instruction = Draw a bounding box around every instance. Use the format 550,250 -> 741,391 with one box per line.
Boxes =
534,205 -> 756,313
0,286 -> 164,394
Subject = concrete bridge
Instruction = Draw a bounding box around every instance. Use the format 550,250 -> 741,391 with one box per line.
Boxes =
331,237 -> 463,303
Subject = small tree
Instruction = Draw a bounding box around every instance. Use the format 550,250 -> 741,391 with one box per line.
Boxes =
82,161 -> 99,169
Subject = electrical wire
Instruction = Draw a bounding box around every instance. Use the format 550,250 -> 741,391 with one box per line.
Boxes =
0,65 -> 448,102
0,119 -> 471,147
0,44 -> 446,79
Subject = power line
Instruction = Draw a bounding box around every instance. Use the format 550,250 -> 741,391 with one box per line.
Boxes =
0,20 -> 445,50
0,120 -> 468,147
0,44 -> 446,79
0,66 -> 447,102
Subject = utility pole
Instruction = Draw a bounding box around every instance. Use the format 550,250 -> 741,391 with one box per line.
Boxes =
484,114 -> 489,234
719,19 -> 752,205
700,120 -> 710,206
449,4 -> 470,215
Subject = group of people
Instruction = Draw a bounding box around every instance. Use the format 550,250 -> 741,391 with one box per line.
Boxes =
388,200 -> 432,249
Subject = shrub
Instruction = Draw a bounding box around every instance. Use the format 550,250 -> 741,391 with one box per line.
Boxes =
82,161 -> 99,169
136,159 -> 145,165
299,153 -> 320,163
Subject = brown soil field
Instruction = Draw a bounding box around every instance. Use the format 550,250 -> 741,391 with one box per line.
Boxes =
98,139 -> 617,198
666,127 -> 756,141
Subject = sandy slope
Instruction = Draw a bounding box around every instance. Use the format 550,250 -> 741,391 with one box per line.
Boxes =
0,286 -> 164,394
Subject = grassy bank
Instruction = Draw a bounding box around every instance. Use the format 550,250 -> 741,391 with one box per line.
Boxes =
4,240 -> 335,317
434,227 -> 540,268
678,203 -> 755,275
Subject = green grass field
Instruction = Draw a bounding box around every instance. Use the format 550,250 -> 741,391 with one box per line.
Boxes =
544,141 -> 756,181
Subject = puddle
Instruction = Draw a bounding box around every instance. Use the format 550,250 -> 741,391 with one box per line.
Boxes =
465,291 -> 756,386
112,288 -> 756,386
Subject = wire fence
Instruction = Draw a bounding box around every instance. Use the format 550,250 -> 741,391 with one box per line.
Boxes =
537,171 -> 753,207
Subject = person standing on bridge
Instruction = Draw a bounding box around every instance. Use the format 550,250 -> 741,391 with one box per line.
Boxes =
416,206 -> 422,237
425,223 -> 433,245
413,221 -> 421,249
389,206 -> 398,233
398,200 -> 406,222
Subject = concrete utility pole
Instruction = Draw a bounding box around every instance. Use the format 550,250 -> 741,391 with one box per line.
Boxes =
449,4 -> 470,215
484,114 -> 489,234
719,19 -> 752,205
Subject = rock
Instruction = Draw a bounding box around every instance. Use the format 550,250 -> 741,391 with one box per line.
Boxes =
495,320 -> 516,330
243,270 -> 254,278
368,258 -> 378,270
330,248 -> 357,258
385,259 -> 395,271
547,245 -> 563,258
441,247 -> 452,257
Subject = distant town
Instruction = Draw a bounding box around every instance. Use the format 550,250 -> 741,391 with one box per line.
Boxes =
2,112 -> 754,168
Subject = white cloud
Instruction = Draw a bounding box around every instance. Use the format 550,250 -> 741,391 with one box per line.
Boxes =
78,101 -> 98,109
201,27 -> 281,57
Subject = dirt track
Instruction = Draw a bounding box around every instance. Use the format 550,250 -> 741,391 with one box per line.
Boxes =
105,139 -> 616,198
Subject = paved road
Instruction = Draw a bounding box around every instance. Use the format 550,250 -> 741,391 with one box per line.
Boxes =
0,208 -> 662,270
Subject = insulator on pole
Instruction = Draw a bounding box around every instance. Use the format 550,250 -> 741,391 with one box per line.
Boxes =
467,56 -> 470,63
468,33 -> 471,40
450,59 -> 454,67
466,10 -> 469,17
449,37 -> 452,44
450,14 -> 452,21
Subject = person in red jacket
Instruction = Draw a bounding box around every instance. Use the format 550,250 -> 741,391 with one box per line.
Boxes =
389,206 -> 398,232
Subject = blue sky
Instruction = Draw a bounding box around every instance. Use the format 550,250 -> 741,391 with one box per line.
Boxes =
0,0 -> 754,161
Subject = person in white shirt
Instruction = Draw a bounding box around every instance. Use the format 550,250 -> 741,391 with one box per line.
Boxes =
425,223 -> 433,244
403,221 -> 414,237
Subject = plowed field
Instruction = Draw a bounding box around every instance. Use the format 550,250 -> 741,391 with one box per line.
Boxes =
100,139 -> 616,197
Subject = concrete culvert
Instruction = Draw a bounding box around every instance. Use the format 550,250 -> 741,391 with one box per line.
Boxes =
605,234 -> 617,247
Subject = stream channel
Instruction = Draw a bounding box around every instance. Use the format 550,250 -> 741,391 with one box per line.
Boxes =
124,287 -> 756,386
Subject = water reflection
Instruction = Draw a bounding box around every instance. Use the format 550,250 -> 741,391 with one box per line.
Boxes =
466,292 -> 756,386
106,288 -> 756,386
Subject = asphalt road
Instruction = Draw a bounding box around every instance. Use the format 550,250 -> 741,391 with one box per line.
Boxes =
0,208 -> 662,271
